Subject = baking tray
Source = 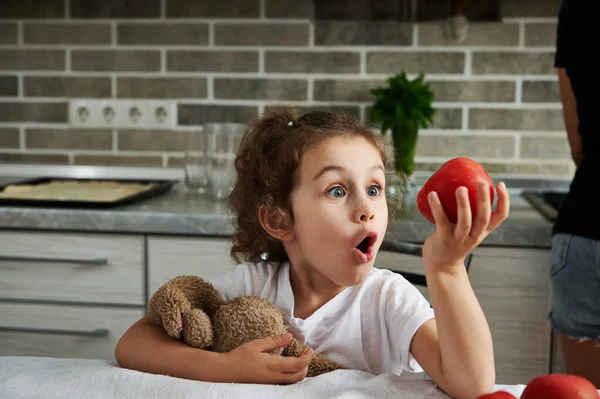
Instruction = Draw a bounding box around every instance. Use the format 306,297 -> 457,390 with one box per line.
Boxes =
0,176 -> 176,209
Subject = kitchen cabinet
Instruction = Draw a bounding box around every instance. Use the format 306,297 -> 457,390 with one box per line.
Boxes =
469,247 -> 552,385
147,236 -> 236,298
0,302 -> 143,361
0,230 -> 556,384
0,231 -> 145,305
0,229 -> 146,362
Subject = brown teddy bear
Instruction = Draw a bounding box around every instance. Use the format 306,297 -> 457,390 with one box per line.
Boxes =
147,275 -> 342,378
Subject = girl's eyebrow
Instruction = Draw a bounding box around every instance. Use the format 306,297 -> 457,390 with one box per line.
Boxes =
312,164 -> 384,181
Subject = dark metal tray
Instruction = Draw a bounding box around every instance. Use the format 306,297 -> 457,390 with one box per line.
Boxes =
0,176 -> 176,209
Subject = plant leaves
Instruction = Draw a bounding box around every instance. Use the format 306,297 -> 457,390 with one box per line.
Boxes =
370,71 -> 436,175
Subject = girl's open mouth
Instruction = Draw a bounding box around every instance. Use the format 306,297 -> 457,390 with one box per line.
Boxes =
352,232 -> 377,263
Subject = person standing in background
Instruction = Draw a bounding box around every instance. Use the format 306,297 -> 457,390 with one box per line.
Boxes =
549,0 -> 600,388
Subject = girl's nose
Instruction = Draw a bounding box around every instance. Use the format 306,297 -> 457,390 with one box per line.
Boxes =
355,201 -> 375,223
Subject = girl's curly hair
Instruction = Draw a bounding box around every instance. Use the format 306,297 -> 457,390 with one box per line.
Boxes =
227,106 -> 400,265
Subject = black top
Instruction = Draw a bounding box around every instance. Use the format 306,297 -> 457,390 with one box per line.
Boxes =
552,0 -> 600,240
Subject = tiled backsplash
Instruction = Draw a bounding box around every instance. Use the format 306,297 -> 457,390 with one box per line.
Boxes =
0,0 -> 572,177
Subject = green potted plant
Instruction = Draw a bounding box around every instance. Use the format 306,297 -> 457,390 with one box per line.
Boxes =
370,72 -> 435,180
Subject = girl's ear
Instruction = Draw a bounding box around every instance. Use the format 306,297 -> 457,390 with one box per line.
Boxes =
258,204 -> 295,241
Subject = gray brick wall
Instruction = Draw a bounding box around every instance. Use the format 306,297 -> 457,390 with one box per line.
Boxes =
0,0 -> 572,176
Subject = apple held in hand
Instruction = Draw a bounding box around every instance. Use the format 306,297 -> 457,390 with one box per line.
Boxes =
417,157 -> 495,224
521,374 -> 599,399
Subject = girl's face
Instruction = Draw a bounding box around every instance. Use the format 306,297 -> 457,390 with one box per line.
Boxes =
286,135 -> 389,288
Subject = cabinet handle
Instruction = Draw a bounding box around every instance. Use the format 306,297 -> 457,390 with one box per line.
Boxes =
380,240 -> 423,256
0,255 -> 108,265
0,326 -> 109,337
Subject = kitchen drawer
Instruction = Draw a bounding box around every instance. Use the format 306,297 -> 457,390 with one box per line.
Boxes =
148,236 -> 236,296
0,230 -> 144,305
0,301 -> 144,361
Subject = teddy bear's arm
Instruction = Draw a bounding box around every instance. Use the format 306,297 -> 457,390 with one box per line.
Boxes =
282,337 -> 342,377
306,352 -> 342,378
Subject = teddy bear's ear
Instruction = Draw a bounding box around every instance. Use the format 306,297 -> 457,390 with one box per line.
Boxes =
258,204 -> 294,241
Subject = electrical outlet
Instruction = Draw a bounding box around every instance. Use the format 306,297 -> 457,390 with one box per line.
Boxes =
69,100 -> 100,128
97,100 -> 118,128
115,100 -> 145,130
69,100 -> 177,129
145,100 -> 177,130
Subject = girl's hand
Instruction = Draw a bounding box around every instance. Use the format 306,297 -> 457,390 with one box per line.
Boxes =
224,333 -> 313,384
422,181 -> 510,270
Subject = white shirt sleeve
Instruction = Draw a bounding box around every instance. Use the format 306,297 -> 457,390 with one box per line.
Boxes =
384,276 -> 436,373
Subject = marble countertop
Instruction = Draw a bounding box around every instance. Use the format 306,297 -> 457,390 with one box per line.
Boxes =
0,164 -> 571,248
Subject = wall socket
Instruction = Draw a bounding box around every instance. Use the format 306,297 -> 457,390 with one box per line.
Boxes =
69,100 -> 177,130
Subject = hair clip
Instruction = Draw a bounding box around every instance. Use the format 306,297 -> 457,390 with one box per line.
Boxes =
287,121 -> 294,127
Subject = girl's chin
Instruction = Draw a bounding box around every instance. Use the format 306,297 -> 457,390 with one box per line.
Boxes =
338,264 -> 373,287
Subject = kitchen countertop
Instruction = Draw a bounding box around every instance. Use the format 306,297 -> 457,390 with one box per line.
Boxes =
0,164 -> 571,248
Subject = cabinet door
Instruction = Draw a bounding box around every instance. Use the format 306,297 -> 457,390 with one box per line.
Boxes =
147,236 -> 237,297
0,230 -> 144,305
469,247 -> 551,385
0,302 -> 144,361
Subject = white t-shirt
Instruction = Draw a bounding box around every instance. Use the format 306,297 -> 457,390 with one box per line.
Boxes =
209,261 -> 435,376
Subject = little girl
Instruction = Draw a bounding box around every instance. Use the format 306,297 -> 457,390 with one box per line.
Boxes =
115,107 -> 510,399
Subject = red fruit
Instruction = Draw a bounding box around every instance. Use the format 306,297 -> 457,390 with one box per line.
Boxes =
417,157 -> 495,224
521,374 -> 599,399
476,392 -> 517,399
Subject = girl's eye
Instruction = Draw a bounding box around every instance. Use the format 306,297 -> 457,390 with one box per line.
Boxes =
327,186 -> 346,198
367,185 -> 381,197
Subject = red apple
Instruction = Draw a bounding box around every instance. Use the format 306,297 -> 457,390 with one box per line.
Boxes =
521,374 -> 599,399
417,157 -> 495,224
476,392 -> 517,399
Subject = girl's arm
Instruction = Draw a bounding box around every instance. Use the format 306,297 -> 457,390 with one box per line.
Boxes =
115,316 -> 230,381
410,181 -> 510,399
115,316 -> 313,384
410,265 -> 494,399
